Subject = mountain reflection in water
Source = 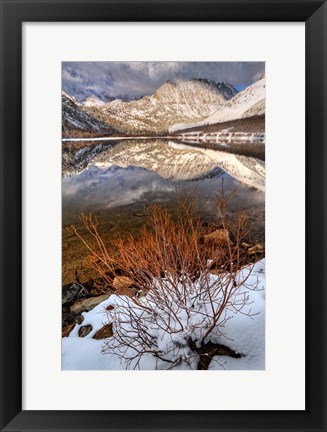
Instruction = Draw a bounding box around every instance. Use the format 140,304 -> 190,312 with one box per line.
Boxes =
62,138 -> 264,228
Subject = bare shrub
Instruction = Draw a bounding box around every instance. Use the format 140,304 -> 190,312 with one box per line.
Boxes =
68,190 -> 260,369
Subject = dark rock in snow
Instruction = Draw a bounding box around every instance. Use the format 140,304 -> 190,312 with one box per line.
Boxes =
79,325 -> 93,337
93,324 -> 113,340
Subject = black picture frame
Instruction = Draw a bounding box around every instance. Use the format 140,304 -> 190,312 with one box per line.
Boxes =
0,0 -> 326,431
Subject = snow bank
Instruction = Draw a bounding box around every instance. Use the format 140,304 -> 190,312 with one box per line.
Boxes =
62,259 -> 265,370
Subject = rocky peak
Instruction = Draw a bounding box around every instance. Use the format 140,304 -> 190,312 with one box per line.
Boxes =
191,78 -> 238,100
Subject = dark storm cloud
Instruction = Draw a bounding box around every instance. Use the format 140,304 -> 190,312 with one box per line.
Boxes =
62,61 -> 265,101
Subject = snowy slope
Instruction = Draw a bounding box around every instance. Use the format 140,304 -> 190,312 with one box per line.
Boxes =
170,77 -> 265,132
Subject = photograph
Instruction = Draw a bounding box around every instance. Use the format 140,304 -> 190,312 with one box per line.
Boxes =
61,61 -> 266,371
1,0 -> 327,427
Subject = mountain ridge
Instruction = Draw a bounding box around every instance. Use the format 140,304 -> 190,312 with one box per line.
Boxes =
81,79 -> 238,134
62,77 -> 264,136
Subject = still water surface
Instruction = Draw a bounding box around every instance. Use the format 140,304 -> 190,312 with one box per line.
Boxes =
62,138 -> 264,226
62,139 -> 265,284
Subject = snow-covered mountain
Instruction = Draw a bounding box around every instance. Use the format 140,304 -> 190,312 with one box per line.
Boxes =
210,77 -> 265,122
82,79 -> 236,134
62,77 -> 265,136
62,92 -> 119,136
170,77 -> 265,132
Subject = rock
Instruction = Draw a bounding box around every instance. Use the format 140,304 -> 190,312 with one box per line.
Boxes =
204,229 -> 231,245
112,276 -> 134,290
247,244 -> 264,255
106,305 -> 115,311
62,309 -> 75,327
62,322 -> 75,338
76,315 -> 84,325
93,323 -> 113,340
78,325 -> 93,337
62,282 -> 87,305
70,294 -> 110,315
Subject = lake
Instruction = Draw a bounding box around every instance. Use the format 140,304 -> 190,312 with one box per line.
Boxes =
62,139 -> 265,285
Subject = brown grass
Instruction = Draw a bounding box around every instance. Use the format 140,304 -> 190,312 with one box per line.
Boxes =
67,189 -> 261,369
67,189 -> 253,296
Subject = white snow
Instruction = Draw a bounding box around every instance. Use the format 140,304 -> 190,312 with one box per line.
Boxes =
62,259 -> 265,370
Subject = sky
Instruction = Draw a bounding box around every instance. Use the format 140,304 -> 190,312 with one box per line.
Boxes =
62,61 -> 265,101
